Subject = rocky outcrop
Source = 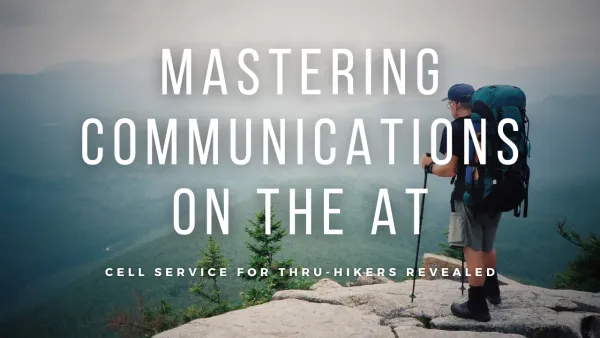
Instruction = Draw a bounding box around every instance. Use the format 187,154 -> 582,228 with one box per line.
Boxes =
309,278 -> 344,291
272,279 -> 600,338
155,298 -> 394,338
421,253 -> 516,286
154,255 -> 600,338
346,274 -> 395,287
422,253 -> 466,282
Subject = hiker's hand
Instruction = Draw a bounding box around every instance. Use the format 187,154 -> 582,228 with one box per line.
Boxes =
420,154 -> 433,169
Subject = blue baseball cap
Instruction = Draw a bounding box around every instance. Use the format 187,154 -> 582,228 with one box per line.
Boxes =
441,83 -> 475,103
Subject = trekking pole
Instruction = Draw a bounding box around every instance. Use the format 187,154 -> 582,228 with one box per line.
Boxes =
460,251 -> 466,296
410,153 -> 430,303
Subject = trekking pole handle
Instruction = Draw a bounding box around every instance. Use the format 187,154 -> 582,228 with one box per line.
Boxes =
424,153 -> 432,173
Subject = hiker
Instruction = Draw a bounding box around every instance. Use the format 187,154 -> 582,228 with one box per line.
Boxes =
420,83 -> 502,322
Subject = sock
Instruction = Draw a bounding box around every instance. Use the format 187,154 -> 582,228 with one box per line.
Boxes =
467,286 -> 489,312
484,271 -> 500,296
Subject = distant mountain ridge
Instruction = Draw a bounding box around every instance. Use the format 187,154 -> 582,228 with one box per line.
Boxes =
1,51 -> 599,120
1,51 -> 600,337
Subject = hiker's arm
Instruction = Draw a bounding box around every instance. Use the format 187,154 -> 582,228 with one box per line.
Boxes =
431,155 -> 458,177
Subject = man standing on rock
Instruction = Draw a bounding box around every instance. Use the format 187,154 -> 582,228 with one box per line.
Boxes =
420,83 -> 502,322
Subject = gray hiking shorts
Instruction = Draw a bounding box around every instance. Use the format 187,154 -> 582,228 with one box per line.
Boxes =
448,200 -> 501,252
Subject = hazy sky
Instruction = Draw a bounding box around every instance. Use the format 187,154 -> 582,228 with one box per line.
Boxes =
1,0 -> 599,74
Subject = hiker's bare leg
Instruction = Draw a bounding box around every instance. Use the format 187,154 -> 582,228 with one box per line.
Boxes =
463,247 -> 485,286
483,249 -> 497,271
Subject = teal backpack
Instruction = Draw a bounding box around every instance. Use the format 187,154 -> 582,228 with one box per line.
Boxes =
462,85 -> 531,217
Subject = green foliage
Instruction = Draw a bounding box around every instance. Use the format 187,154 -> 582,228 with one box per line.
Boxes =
438,230 -> 463,260
178,303 -> 236,323
106,292 -> 183,338
286,275 -> 318,290
241,207 -> 295,290
189,236 -> 232,315
238,206 -> 317,307
552,220 -> 600,292
107,236 -> 234,338
179,305 -> 204,324
108,207 -> 320,337
238,275 -> 317,309
140,299 -> 180,333
239,281 -> 275,308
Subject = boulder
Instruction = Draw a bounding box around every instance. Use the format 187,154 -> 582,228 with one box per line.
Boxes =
393,327 -> 526,337
309,278 -> 343,291
422,253 -> 466,282
153,298 -> 393,338
155,278 -> 600,338
272,279 -> 600,338
154,252 -> 600,338
350,274 -> 395,287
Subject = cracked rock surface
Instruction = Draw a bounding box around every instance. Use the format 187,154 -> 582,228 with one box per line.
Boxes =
154,278 -> 600,338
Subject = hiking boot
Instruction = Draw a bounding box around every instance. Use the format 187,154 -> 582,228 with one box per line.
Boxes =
450,286 -> 491,322
484,272 -> 501,305
487,295 -> 502,306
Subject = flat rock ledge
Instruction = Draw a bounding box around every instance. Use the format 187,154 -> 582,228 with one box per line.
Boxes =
422,253 -> 517,286
154,277 -> 600,338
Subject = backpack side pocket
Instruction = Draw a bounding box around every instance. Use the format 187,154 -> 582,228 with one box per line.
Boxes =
448,212 -> 466,247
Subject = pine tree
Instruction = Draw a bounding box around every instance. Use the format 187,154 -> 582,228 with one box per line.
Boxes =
553,220 -> 600,292
242,206 -> 293,290
189,236 -> 231,315
106,291 -> 181,338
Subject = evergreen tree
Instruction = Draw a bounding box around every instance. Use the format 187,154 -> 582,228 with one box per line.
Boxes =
189,236 -> 231,315
107,237 -> 233,337
242,206 -> 294,290
553,220 -> 600,292
106,291 -> 181,338
438,230 -> 463,260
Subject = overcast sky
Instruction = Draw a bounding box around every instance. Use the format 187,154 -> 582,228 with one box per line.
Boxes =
1,0 -> 599,74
